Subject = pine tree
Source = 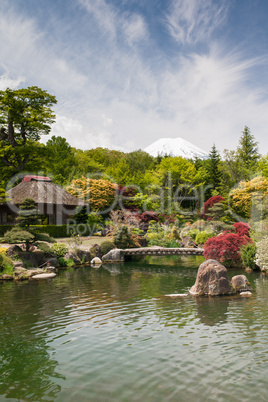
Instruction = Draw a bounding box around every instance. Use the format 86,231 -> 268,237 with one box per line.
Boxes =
16,198 -> 40,229
237,126 -> 259,170
207,144 -> 222,192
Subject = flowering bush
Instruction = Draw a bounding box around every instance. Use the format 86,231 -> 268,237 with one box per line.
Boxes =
255,237 -> 268,272
203,232 -> 251,266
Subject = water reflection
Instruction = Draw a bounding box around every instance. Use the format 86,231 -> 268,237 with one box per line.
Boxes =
0,281 -> 68,400
0,258 -> 267,402
194,296 -> 231,326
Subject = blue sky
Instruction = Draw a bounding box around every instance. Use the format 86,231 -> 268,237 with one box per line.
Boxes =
1,0 -> 268,155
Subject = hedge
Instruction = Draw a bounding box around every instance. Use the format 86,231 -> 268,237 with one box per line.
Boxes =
0,224 -> 94,238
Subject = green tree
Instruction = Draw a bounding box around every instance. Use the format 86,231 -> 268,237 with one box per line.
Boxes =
16,198 -> 40,228
44,136 -> 77,185
0,86 -> 57,175
206,144 -> 221,193
237,126 -> 259,172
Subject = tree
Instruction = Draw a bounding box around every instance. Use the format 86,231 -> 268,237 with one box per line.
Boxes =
66,177 -> 117,213
206,144 -> 221,193
229,176 -> 268,220
236,126 -> 259,172
4,198 -> 39,251
44,136 -> 77,185
16,198 -> 40,228
0,86 -> 57,174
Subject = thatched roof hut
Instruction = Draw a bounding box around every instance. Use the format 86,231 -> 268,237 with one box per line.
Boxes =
6,176 -> 84,225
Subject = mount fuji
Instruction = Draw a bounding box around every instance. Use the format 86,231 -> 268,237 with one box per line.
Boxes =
144,137 -> 209,159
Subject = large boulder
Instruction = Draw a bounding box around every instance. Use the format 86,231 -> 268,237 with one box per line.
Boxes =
46,257 -> 59,268
89,244 -> 102,258
189,259 -> 236,296
64,252 -> 81,264
102,249 -> 124,263
6,245 -> 23,256
231,275 -> 252,292
77,250 -> 92,263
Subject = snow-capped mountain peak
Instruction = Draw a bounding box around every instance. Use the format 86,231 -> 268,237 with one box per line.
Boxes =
144,137 -> 208,159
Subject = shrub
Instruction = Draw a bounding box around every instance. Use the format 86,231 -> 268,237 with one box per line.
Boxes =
187,229 -> 200,241
195,231 -> 216,245
202,196 -> 225,219
35,232 -> 56,243
233,222 -> 250,238
58,257 -> 68,267
113,225 -> 140,249
0,247 -> 7,255
0,225 -> 16,236
203,233 -> 251,266
51,243 -> 69,257
66,258 -> 75,267
240,243 -> 257,269
32,225 -> 69,238
100,240 -> 115,256
36,242 -> 52,254
255,237 -> 268,272
4,228 -> 35,251
0,253 -> 14,274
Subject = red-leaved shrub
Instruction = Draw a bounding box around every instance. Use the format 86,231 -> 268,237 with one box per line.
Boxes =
203,232 -> 251,266
233,222 -> 250,238
201,195 -> 225,219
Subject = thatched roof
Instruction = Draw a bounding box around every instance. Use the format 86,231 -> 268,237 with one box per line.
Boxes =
8,180 -> 84,206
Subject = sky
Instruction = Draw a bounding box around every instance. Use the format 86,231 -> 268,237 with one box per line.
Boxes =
1,0 -> 268,155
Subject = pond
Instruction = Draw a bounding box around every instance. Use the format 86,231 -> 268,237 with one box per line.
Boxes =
0,256 -> 268,401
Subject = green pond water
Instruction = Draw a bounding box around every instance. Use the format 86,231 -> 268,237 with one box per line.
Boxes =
0,256 -> 268,402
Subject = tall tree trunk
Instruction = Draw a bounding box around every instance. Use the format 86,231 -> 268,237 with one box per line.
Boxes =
8,119 -> 17,147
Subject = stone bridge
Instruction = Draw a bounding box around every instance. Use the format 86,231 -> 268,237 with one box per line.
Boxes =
124,247 -> 204,257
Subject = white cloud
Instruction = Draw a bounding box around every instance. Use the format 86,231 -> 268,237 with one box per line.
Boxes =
166,0 -> 229,45
79,0 -> 148,46
0,6 -> 87,93
0,72 -> 23,90
122,13 -> 148,45
1,0 -> 268,157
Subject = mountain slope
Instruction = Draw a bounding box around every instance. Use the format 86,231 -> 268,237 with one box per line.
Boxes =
144,137 -> 209,159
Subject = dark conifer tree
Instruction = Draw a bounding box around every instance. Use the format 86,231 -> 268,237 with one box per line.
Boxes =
207,144 -> 222,193
237,126 -> 259,170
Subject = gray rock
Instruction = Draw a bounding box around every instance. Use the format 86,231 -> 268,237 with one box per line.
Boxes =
46,266 -> 57,273
64,252 -> 81,264
181,236 -> 195,248
240,291 -> 253,297
32,273 -> 56,279
189,259 -> 236,296
91,257 -> 102,265
6,244 -> 23,256
46,257 -> 59,268
0,274 -> 13,280
231,275 -> 252,292
14,267 -> 27,275
89,244 -> 102,258
102,249 -> 124,263
77,250 -> 92,263
13,260 -> 25,268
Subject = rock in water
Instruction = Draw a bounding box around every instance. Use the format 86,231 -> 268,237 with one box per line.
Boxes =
32,273 -> 56,279
231,275 -> 252,292
102,249 -> 124,263
91,257 -> 102,266
189,259 -> 236,296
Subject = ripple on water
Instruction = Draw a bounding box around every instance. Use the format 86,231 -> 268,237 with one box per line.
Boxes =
0,265 -> 268,401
